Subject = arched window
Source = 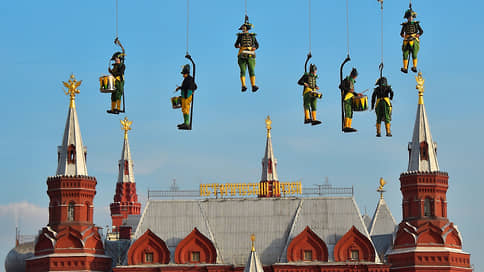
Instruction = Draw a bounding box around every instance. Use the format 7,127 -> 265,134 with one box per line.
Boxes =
420,141 -> 429,161
124,160 -> 129,175
67,144 -> 76,164
67,202 -> 75,221
424,198 -> 432,217
85,202 -> 91,222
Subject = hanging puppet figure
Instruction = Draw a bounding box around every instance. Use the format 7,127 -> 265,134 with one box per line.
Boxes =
400,8 -> 423,73
235,16 -> 259,92
340,68 -> 362,132
298,64 -> 322,125
371,77 -> 394,137
107,38 -> 126,114
175,64 -> 197,130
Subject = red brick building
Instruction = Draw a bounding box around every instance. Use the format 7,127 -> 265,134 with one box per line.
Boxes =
4,75 -> 472,272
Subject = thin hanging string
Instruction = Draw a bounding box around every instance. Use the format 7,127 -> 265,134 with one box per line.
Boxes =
186,0 -> 189,54
245,0 -> 247,16
345,0 -> 350,56
115,0 -> 119,38
380,1 -> 384,66
308,0 -> 311,53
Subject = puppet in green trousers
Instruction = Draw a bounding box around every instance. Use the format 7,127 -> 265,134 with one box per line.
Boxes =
175,64 -> 197,130
235,17 -> 259,92
371,77 -> 394,137
298,64 -> 322,125
401,9 -> 423,73
340,68 -> 362,132
107,51 -> 126,114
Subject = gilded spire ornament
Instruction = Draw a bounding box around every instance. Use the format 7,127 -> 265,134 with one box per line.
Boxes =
250,233 -> 256,252
120,117 -> 133,139
265,116 -> 272,137
377,177 -> 386,199
415,71 -> 425,105
62,74 -> 82,108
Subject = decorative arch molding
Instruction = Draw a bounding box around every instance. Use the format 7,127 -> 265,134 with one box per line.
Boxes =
416,222 -> 444,245
287,226 -> 328,262
333,226 -> 375,262
174,227 -> 217,264
128,229 -> 170,265
394,226 -> 417,248
34,229 -> 56,253
55,227 -> 83,249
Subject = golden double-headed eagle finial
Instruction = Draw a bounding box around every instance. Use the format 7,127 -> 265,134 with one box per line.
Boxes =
62,74 -> 82,108
120,117 -> 133,139
377,177 -> 386,199
415,72 -> 425,105
265,116 -> 272,137
251,233 -> 256,252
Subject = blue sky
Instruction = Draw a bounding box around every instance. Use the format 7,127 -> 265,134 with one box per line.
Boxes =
1,0 -> 483,271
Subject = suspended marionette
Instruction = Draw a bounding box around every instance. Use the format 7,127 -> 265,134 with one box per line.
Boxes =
298,61 -> 322,125
106,38 -> 126,114
400,7 -> 423,73
174,64 -> 197,130
371,77 -> 394,137
235,15 -> 259,92
340,68 -> 365,132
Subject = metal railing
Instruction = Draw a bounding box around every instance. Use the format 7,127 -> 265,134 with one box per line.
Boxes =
148,183 -> 353,200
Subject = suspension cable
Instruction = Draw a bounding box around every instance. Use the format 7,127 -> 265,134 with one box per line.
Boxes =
245,0 -> 247,16
345,0 -> 350,56
380,0 -> 384,67
186,0 -> 190,54
308,0 -> 311,53
115,0 -> 119,38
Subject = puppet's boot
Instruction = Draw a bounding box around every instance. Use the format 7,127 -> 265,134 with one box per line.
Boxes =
311,111 -> 322,125
107,101 -> 117,114
178,114 -> 191,130
250,76 -> 259,92
343,118 -> 357,133
240,76 -> 247,92
385,123 -> 392,137
401,60 -> 409,73
304,110 -> 311,124
411,59 -> 418,73
376,123 -> 382,137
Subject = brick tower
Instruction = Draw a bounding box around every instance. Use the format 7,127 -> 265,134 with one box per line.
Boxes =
110,117 -> 141,238
26,75 -> 111,272
258,116 -> 281,197
387,73 -> 472,271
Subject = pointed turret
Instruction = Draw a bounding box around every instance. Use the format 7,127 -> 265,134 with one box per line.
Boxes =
407,72 -> 439,172
118,117 -> 135,183
261,116 -> 278,182
388,73 -> 471,272
243,235 -> 264,272
369,178 -> 396,236
110,117 -> 141,237
28,75 -> 112,272
259,116 -> 280,197
56,74 -> 88,176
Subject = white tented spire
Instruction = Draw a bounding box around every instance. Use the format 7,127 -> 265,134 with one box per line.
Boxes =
56,75 -> 88,176
407,72 -> 439,172
118,117 -> 135,183
261,116 -> 278,182
244,235 -> 264,272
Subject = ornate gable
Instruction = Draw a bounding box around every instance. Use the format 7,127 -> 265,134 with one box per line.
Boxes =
287,226 -> 328,262
174,228 -> 216,264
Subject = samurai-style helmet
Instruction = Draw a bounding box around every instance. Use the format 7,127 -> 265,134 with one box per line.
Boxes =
181,64 -> 190,74
375,77 -> 388,86
111,51 -> 125,61
309,64 -> 317,73
404,9 -> 417,19
350,68 -> 358,77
